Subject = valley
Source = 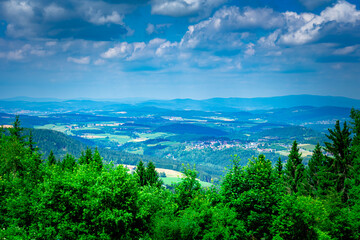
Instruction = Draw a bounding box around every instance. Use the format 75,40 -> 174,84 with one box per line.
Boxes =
0,95 -> 354,183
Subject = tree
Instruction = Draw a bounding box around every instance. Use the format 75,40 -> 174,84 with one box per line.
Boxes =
325,120 -> 352,202
222,155 -> 280,239
47,150 -> 56,166
306,143 -> 325,197
61,154 -> 76,171
27,130 -> 37,153
9,115 -> 24,143
92,148 -> 103,171
145,161 -> 162,188
79,147 -> 93,165
136,160 -> 146,187
284,140 -> 305,194
275,157 -> 283,178
175,164 -> 201,211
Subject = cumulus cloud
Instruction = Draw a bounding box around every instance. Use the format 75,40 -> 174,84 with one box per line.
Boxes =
151,0 -> 226,18
86,10 -> 124,25
101,38 -> 178,61
0,0 -> 129,40
280,1 -> 360,45
67,56 -> 90,64
180,6 -> 282,49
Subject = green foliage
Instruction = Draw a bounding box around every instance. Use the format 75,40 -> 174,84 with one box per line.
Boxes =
135,160 -> 163,188
145,161 -> 163,188
306,143 -> 326,197
47,150 -> 56,166
60,153 -> 76,171
275,157 -> 283,178
9,115 -> 24,143
325,120 -> 352,202
285,140 -> 305,194
222,154 -> 282,239
271,195 -> 332,240
175,164 -> 201,211
2,113 -> 360,239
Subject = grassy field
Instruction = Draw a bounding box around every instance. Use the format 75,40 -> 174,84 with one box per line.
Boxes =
161,177 -> 213,188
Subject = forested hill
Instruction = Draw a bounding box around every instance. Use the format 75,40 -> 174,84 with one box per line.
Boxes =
27,128 -> 178,170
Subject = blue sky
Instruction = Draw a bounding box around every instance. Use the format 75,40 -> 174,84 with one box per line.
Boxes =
0,0 -> 360,100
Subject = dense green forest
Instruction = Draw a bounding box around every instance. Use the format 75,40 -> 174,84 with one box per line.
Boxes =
1,109 -> 360,239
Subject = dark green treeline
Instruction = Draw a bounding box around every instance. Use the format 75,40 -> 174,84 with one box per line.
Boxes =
1,110 -> 360,239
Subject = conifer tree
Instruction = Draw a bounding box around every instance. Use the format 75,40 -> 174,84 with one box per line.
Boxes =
93,148 -> 103,171
145,161 -> 162,188
79,147 -> 93,165
275,157 -> 283,178
285,140 -> 305,194
9,115 -> 24,143
136,160 -> 146,186
325,120 -> 352,202
61,154 -> 76,171
47,150 -> 56,166
306,143 -> 324,197
27,130 -> 37,153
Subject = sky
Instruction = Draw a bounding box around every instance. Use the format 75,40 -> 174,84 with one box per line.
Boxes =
0,0 -> 360,100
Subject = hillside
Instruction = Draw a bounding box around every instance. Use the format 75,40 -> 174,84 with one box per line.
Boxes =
27,128 -> 179,170
155,123 -> 227,136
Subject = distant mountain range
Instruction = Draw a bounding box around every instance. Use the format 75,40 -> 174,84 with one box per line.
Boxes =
1,95 -> 359,112
139,95 -> 360,111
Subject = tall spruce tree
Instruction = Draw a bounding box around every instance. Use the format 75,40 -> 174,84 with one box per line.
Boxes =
306,143 -> 325,197
275,157 -> 283,178
92,148 -> 103,171
145,161 -> 162,188
79,147 -> 93,165
285,140 -> 305,194
9,115 -> 24,143
136,160 -> 146,186
47,150 -> 56,166
325,120 -> 352,202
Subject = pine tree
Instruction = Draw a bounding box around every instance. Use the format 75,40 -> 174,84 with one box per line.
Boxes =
275,157 -> 283,178
47,150 -> 56,166
145,161 -> 162,188
27,130 -> 37,153
61,154 -> 76,171
306,143 -> 325,197
285,140 -> 305,194
79,147 -> 93,165
325,120 -> 352,202
92,148 -> 103,171
9,115 -> 24,143
136,160 -> 146,186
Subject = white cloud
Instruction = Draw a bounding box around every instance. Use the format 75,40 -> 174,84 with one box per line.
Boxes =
87,10 -> 124,25
7,49 -> 25,60
151,0 -> 226,18
333,45 -> 358,55
101,38 -> 178,61
101,42 -> 136,58
245,43 -> 255,56
280,1 -> 360,45
146,23 -> 155,34
94,59 -> 105,65
258,30 -> 281,48
67,56 -> 90,64
44,4 -> 67,21
180,6 -> 282,49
